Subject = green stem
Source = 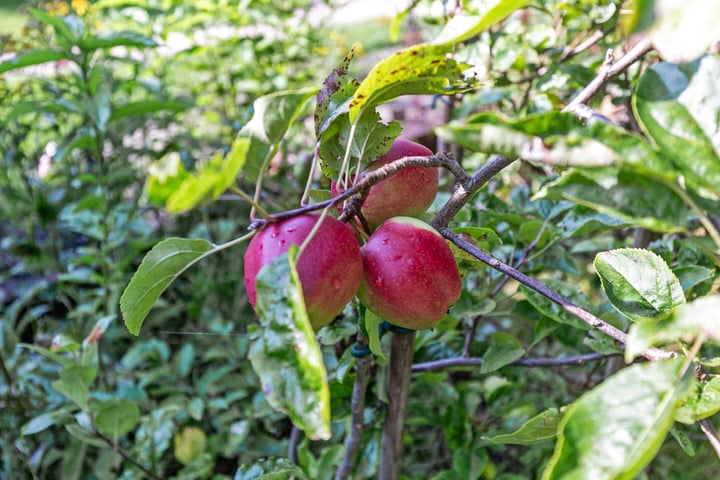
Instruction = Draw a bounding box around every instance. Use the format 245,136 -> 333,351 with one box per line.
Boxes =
229,185 -> 272,220
664,180 -> 720,249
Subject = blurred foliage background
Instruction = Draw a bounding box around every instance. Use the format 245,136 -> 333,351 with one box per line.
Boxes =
1,0 -> 719,479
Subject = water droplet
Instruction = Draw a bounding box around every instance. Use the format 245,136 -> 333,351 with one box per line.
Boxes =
286,227 -> 297,233
332,279 -> 342,290
279,239 -> 286,246
373,276 -> 384,288
381,237 -> 389,245
270,230 -> 280,238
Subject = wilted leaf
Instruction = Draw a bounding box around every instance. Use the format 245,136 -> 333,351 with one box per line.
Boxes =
174,426 -> 207,465
248,248 -> 331,440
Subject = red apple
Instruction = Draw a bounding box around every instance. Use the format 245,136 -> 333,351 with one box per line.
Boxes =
357,217 -> 462,330
332,138 -> 438,231
244,213 -> 363,330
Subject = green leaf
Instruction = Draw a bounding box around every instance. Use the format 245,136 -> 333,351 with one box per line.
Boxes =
675,376 -> 720,424
480,332 -> 525,373
93,398 -> 140,439
626,295 -> 720,360
634,58 -> 720,195
433,0 -> 533,45
29,8 -> 76,43
348,43 -> 471,123
79,31 -> 157,51
109,100 -> 188,123
486,408 -> 562,445
0,50 -> 70,75
646,1 -> 720,62
173,426 -> 207,465
534,169 -> 687,233
248,248 -> 331,440
21,413 -> 57,436
52,366 -> 97,410
234,458 -> 308,480
594,248 -> 685,322
542,358 -> 693,480
364,309 -> 385,358
120,238 -> 215,335
669,427 -> 695,456
241,88 -> 317,182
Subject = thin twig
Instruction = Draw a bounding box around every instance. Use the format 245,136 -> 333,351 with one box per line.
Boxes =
94,430 -> 164,480
335,339 -> 372,480
249,153 -> 466,229
699,420 -> 720,459
412,352 -> 619,372
288,426 -> 301,464
439,228 -> 675,362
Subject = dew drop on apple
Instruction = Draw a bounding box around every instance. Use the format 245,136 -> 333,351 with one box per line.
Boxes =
270,230 -> 280,238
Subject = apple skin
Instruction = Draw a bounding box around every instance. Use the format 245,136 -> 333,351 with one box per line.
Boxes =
244,213 -> 363,330
332,138 -> 438,231
357,216 -> 462,330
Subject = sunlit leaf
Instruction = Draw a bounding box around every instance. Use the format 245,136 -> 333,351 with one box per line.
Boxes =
647,1 -> 720,62
79,31 -> 157,51
634,58 -> 720,195
594,248 -> 685,322
675,376 -> 720,424
364,309 -> 385,358
626,295 -> 720,360
348,43 -> 471,123
542,358 -> 693,480
433,0 -> 533,45
109,100 -> 187,123
120,238 -> 215,335
248,248 -> 331,440
174,426 -> 207,465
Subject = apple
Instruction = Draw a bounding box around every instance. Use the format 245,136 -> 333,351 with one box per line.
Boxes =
332,138 -> 438,231
244,213 -> 363,330
357,216 -> 462,330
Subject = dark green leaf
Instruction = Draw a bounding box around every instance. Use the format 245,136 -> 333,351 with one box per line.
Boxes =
675,376 -> 720,424
364,309 -> 385,358
480,332 -> 525,373
234,458 -> 308,480
120,238 -> 215,335
486,408 -> 562,445
248,248 -> 331,440
21,413 -> 57,436
535,169 -> 687,233
542,358 -> 693,480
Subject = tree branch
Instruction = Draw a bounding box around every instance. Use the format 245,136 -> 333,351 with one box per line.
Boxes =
432,155 -> 516,229
438,228 -> 675,362
335,338 -> 373,480
563,37 -> 653,120
378,331 -> 416,480
412,352 -> 619,373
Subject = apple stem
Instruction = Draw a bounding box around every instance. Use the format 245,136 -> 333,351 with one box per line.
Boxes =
229,185 -> 273,221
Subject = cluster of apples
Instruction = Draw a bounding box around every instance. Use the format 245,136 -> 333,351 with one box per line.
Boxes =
243,139 -> 462,331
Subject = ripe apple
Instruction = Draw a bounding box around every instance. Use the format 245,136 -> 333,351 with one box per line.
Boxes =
357,216 -> 462,330
332,138 -> 438,231
244,213 -> 363,330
